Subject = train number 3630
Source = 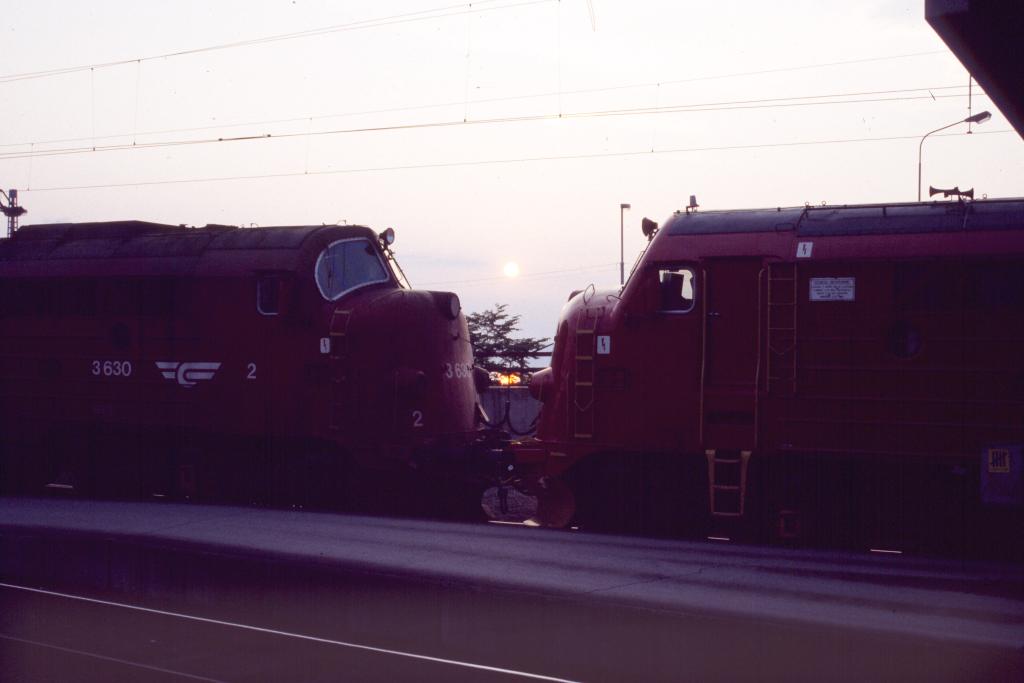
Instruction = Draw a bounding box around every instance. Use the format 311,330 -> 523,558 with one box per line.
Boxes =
91,360 -> 133,377
444,362 -> 472,379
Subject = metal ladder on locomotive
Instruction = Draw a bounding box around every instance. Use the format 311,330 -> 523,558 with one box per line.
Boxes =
328,308 -> 353,431
705,262 -> 798,519
572,307 -> 603,440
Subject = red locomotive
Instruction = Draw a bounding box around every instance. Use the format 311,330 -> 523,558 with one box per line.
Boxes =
0,220 -> 490,508
509,197 -> 1024,555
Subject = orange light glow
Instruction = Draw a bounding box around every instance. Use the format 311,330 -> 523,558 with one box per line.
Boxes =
496,373 -> 522,386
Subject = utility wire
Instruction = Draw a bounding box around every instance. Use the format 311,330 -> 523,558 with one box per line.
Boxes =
647,50 -> 948,88
0,51 -> 955,150
18,129 -> 1014,194
0,0 -> 552,84
0,83 -> 971,151
0,87 -> 981,162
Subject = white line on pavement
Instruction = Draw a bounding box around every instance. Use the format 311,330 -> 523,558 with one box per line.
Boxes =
0,582 -> 579,683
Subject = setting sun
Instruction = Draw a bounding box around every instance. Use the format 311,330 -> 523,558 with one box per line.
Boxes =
503,261 -> 520,278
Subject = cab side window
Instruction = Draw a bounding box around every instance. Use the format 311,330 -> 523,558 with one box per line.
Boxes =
257,275 -> 280,315
658,268 -> 695,313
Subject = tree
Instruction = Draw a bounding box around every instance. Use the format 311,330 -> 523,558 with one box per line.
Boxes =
466,304 -> 550,374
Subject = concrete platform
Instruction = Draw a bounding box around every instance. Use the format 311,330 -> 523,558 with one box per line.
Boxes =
1,497 -> 1021,681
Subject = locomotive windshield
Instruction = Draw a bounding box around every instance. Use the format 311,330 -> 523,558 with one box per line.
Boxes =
315,238 -> 389,300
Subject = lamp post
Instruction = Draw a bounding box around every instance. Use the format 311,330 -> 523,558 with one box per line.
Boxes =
918,110 -> 991,201
619,203 -> 631,286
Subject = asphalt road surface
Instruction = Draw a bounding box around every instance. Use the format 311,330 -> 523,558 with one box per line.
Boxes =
0,583 -> 568,683
1,498 -> 1021,681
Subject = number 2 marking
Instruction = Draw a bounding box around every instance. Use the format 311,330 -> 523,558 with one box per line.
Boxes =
247,363 -> 257,380
412,410 -> 424,428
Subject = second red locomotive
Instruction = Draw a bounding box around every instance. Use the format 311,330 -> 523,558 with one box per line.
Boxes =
507,197 -> 1024,556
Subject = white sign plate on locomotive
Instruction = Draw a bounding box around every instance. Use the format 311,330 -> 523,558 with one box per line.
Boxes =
982,445 -> 1022,506
809,277 -> 856,302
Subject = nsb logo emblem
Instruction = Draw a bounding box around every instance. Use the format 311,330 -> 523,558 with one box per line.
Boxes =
156,361 -> 222,388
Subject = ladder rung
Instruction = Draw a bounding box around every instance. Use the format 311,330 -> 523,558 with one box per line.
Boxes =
711,511 -> 743,518
714,458 -> 741,464
713,484 -> 740,491
576,355 -> 593,361
575,381 -> 593,387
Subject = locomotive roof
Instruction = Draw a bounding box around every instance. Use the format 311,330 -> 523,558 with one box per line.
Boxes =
664,197 -> 1024,237
0,220 -> 377,265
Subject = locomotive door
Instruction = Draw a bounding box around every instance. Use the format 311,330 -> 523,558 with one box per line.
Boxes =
700,258 -> 762,450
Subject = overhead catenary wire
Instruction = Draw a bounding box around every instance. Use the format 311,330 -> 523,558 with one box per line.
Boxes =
0,0 -> 554,84
0,86 -> 983,162
17,128 -> 1014,194
0,52 -> 959,151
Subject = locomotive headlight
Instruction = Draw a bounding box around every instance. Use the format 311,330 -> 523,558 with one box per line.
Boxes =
378,228 -> 396,246
447,293 -> 461,319
529,367 -> 553,402
429,291 -> 461,319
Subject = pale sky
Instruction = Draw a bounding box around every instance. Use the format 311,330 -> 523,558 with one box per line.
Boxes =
2,1 -> 1022,339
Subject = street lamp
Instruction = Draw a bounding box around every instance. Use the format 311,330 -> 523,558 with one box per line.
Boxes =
619,203 -> 631,286
918,110 -> 991,201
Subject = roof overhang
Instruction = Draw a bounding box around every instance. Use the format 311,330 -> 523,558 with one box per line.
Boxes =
926,0 -> 1024,139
